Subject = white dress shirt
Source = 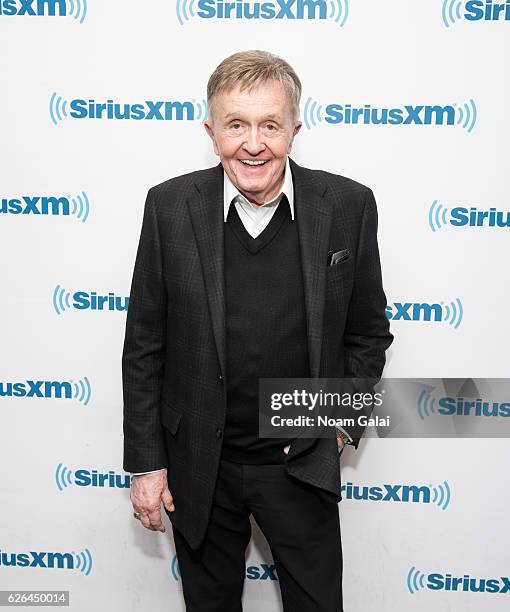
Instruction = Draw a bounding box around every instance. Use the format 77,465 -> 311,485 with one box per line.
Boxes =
131,157 -> 349,476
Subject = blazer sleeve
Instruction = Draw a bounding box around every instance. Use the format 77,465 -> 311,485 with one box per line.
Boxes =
122,188 -> 168,473
341,187 -> 394,448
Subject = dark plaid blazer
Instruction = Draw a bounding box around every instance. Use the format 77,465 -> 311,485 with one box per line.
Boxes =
122,156 -> 394,550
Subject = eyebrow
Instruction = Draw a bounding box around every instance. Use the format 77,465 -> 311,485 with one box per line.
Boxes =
223,112 -> 282,122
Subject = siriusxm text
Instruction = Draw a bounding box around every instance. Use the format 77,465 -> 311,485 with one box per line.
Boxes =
0,0 -> 65,16
0,550 -> 74,569
67,99 -> 194,121
342,482 -> 432,503
437,397 -> 510,417
196,0 -> 327,19
386,302 -> 443,321
465,0 -> 510,21
1,196 -> 71,215
74,470 -> 131,488
58,292 -> 128,311
450,207 -> 510,227
325,104 -> 455,126
427,573 -> 510,593
1,380 -> 75,398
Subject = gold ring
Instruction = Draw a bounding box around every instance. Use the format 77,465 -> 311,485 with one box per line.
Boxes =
133,511 -> 141,520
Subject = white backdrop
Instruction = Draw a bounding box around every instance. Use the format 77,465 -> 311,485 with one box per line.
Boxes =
1,0 -> 509,610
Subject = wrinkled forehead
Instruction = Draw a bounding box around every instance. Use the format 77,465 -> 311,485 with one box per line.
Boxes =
209,80 -> 295,121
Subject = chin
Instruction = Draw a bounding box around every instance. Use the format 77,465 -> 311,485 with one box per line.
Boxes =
238,180 -> 268,193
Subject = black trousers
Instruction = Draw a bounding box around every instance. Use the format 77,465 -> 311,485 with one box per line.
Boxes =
171,457 -> 343,611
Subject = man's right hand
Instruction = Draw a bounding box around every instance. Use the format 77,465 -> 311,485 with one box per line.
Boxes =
130,469 -> 175,533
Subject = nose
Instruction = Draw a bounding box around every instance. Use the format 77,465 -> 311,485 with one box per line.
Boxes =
242,126 -> 266,156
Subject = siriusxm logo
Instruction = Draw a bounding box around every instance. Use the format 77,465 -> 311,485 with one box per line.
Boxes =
0,0 -> 87,22
1,377 -> 91,404
418,391 -> 510,420
442,0 -> 510,26
246,563 -> 278,580
52,285 -> 128,314
171,555 -> 277,582
0,548 -> 92,575
407,566 -> 510,594
49,93 -> 207,124
342,481 -> 451,509
56,464 -> 131,490
303,97 -> 477,132
429,200 -> 510,231
176,0 -> 348,25
171,554 -> 181,582
385,298 -> 463,328
1,192 -> 90,222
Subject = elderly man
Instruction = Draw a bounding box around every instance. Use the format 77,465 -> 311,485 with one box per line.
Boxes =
122,50 -> 393,611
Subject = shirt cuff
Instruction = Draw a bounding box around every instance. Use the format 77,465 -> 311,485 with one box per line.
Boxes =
131,468 -> 167,476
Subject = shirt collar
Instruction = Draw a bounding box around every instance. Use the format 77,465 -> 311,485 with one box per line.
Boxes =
223,156 -> 294,221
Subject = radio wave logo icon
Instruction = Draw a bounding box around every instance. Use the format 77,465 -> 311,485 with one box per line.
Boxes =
303,97 -> 324,130
407,566 -> 426,594
49,92 -> 69,125
454,99 -> 477,132
56,463 -> 74,491
176,0 -> 195,24
328,0 -> 349,26
67,0 -> 87,23
73,548 -> 93,576
429,200 -> 449,232
442,0 -> 463,27
417,390 -> 436,419
71,376 -> 92,405
193,98 -> 208,121
170,554 -> 181,581
431,481 -> 451,510
52,284 -> 72,314
69,191 -> 90,222
442,297 -> 463,328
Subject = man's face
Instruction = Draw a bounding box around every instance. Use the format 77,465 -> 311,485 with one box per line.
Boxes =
204,79 -> 302,206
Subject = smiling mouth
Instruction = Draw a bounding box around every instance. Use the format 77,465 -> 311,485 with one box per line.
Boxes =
238,159 -> 271,166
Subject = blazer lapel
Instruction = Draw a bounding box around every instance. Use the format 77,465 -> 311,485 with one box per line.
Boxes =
188,162 -> 228,380
289,156 -> 331,379
188,157 -> 332,385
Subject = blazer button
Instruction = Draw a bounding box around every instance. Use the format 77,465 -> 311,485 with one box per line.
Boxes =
218,375 -> 224,384
216,428 -> 223,438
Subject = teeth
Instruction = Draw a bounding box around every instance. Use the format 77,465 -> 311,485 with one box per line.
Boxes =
240,160 -> 267,166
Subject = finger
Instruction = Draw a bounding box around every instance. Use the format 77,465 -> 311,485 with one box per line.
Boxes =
138,512 -> 156,531
161,488 -> 175,512
283,445 -> 290,454
147,508 -> 165,533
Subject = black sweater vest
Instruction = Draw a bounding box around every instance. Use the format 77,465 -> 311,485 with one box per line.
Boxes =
222,196 -> 311,464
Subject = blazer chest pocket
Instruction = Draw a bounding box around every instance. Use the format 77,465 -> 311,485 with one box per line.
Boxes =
161,400 -> 182,435
326,248 -> 352,279
327,248 -> 351,267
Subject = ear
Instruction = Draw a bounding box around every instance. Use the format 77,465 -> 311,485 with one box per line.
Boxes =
204,120 -> 219,156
